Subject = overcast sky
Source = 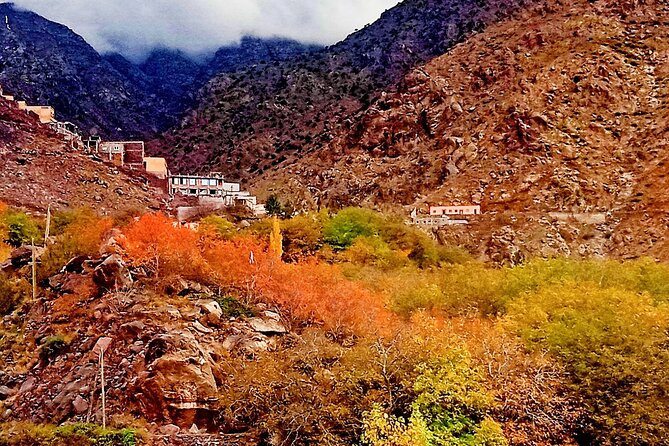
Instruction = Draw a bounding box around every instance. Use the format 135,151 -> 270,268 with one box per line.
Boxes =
12,0 -> 402,61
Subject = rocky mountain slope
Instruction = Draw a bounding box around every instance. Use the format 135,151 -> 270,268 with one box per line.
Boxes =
0,2 -> 319,139
0,95 -> 163,213
156,0 -> 536,177
253,0 -> 669,263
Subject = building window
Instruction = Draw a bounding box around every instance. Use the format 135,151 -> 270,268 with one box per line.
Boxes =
210,190 -> 217,195
189,189 -> 197,195
189,178 -> 196,186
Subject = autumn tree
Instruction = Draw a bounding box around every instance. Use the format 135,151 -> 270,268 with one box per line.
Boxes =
123,213 -> 205,279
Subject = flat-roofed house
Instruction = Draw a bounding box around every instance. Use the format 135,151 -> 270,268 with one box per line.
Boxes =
24,105 -> 55,124
430,205 -> 481,216
170,173 -> 241,198
98,141 -> 145,168
144,157 -> 169,179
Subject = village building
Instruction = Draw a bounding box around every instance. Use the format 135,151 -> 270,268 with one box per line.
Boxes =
430,205 -> 481,216
143,157 -> 169,179
169,173 -> 242,198
17,102 -> 55,123
98,141 -> 145,169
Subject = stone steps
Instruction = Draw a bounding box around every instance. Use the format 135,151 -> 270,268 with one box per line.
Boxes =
154,434 -> 250,446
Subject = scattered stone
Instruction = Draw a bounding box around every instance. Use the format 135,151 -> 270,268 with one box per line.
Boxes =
160,424 -> 180,436
120,321 -> 146,340
0,385 -> 16,400
192,321 -> 213,334
72,395 -> 89,414
93,254 -> 133,291
249,318 -> 287,335
19,377 -> 35,394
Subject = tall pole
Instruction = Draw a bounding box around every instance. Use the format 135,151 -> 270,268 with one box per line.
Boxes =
44,204 -> 51,247
100,350 -> 106,429
31,239 -> 36,301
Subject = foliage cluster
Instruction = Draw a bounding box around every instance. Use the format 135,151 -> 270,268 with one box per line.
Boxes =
0,206 -> 40,248
0,423 -> 140,446
0,273 -> 30,316
39,208 -> 113,280
217,321 -> 504,446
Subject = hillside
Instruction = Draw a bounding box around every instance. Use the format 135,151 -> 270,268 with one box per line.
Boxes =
250,0 -> 669,263
0,95 -> 163,213
155,0 -> 536,177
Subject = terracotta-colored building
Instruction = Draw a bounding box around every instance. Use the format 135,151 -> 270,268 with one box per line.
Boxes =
98,141 -> 145,169
24,105 -> 55,124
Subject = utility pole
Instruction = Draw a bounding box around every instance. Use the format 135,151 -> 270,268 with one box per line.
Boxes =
92,337 -> 112,429
44,204 -> 51,247
31,239 -> 36,301
99,349 -> 106,429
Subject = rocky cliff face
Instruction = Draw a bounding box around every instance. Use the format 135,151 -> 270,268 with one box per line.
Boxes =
155,0 -> 536,177
251,0 -> 669,262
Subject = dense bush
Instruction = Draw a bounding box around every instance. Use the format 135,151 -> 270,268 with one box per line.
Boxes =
324,208 -> 381,250
0,274 -> 30,315
508,283 -> 669,445
39,208 -> 113,280
1,211 -> 40,247
0,423 -> 141,446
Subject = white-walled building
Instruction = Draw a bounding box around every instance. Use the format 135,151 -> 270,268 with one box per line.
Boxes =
429,205 -> 481,217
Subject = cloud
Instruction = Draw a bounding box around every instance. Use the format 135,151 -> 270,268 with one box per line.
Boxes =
11,0 -> 401,61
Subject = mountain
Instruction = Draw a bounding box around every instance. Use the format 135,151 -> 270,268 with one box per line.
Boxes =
250,0 -> 669,263
0,2 -> 320,139
156,0 -> 536,177
0,94 -> 163,213
0,2 -> 172,138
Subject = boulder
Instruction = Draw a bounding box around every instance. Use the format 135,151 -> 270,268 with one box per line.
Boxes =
72,395 -> 89,415
249,318 -> 287,335
159,424 -> 180,436
93,255 -> 133,291
0,245 -> 45,272
137,332 -> 220,426
0,385 -> 16,401
198,300 -> 223,326
120,321 -> 146,341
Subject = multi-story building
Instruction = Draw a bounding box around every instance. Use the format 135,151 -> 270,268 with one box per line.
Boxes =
169,173 -> 241,198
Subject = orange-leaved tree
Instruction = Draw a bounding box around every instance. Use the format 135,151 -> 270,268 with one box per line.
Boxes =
123,213 -> 206,279
205,235 -> 394,333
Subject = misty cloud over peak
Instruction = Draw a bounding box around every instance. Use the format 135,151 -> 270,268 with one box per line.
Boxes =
11,0 -> 402,61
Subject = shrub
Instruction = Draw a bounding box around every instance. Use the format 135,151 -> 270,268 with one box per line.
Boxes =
199,215 -> 236,240
123,213 -> 205,279
2,211 -> 40,247
324,208 -> 381,250
363,347 -> 507,446
216,295 -> 255,318
345,236 -> 408,269
508,283 -> 669,445
0,423 -> 140,446
0,274 -> 30,315
281,211 -> 327,261
39,209 -> 112,280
